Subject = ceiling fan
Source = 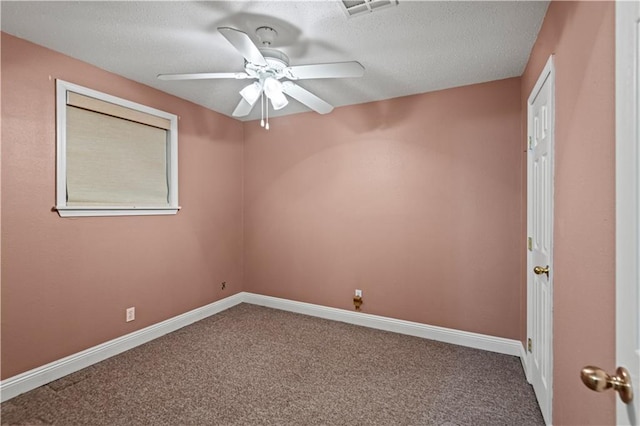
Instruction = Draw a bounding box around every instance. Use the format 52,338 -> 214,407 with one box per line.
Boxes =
158,26 -> 365,128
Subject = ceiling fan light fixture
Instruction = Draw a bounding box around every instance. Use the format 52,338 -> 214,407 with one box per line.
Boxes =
263,77 -> 282,97
269,91 -> 289,110
239,81 -> 262,105
263,77 -> 288,110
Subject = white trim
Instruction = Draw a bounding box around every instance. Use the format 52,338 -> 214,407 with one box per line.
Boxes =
615,1 -> 640,424
55,79 -> 179,217
55,206 -> 181,217
243,293 -> 523,357
0,293 -> 244,402
0,292 -> 525,403
520,342 -> 530,381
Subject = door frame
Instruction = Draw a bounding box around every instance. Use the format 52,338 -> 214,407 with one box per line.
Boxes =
526,54 -> 555,425
615,1 -> 639,424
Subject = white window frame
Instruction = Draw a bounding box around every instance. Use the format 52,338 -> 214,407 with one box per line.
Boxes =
56,80 -> 179,217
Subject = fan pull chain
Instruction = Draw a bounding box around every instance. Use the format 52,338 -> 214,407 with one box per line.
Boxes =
265,97 -> 270,130
260,91 -> 265,128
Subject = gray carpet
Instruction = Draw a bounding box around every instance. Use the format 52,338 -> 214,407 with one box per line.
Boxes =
1,303 -> 544,425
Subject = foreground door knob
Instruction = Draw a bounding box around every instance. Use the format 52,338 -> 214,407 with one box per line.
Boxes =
533,265 -> 550,278
580,365 -> 634,403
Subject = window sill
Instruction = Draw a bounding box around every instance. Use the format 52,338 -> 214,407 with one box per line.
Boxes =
55,206 -> 181,217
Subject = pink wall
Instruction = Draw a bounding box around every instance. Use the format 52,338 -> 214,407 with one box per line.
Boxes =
3,3 -> 618,422
1,33 -> 245,379
244,78 -> 523,339
521,2 -> 616,424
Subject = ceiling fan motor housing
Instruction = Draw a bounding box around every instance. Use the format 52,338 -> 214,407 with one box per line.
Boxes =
245,48 -> 290,80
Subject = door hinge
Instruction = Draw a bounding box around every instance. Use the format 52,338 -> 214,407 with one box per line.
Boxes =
528,338 -> 533,352
527,237 -> 533,251
528,136 -> 532,150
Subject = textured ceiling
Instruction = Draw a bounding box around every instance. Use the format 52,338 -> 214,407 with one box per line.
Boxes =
1,1 -> 549,121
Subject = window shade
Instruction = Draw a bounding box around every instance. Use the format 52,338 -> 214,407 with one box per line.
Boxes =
67,92 -> 171,130
66,106 -> 169,206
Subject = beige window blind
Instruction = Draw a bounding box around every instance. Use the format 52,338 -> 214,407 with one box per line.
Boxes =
66,102 -> 169,206
67,92 -> 171,130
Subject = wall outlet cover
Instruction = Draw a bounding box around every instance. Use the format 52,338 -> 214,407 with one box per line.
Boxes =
126,307 -> 135,322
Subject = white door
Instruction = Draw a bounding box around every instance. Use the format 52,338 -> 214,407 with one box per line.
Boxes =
527,56 -> 555,425
580,3 -> 638,422
616,1 -> 639,424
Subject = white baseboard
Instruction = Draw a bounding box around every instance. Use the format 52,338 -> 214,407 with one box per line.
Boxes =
520,341 -> 530,381
0,293 -> 244,402
243,293 -> 524,357
1,291 -> 525,402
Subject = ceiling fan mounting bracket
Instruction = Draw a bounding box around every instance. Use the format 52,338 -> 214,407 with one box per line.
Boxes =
255,26 -> 278,46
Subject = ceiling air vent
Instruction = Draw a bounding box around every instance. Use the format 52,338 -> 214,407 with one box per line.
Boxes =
340,0 -> 398,18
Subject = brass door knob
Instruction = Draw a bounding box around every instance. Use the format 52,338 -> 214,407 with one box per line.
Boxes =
580,365 -> 634,404
533,265 -> 550,277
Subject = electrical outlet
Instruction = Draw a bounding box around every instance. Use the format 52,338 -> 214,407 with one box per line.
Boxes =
126,307 -> 135,322
355,289 -> 362,297
221,281 -> 226,290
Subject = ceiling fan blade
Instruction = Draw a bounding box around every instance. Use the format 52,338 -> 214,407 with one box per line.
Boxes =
285,61 -> 365,80
232,98 -> 257,117
157,72 -> 250,81
218,27 -> 268,67
281,82 -> 333,114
